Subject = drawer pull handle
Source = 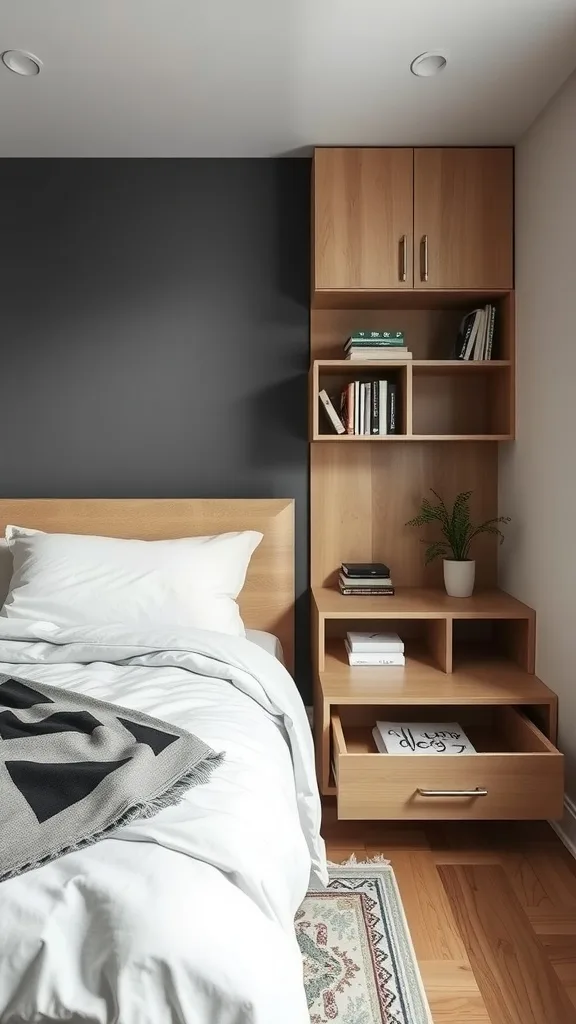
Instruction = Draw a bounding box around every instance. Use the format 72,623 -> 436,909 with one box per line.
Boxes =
417,787 -> 488,798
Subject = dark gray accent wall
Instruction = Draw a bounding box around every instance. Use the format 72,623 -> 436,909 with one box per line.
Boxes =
0,159 -> 311,694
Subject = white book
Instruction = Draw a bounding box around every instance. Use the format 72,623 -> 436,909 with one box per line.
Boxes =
372,727 -> 388,753
340,574 -> 393,588
358,382 -> 365,435
354,380 -> 360,434
363,382 -> 371,434
347,631 -> 404,653
378,380 -> 388,435
345,642 -> 405,666
346,350 -> 412,361
318,390 -> 345,434
375,721 -> 476,755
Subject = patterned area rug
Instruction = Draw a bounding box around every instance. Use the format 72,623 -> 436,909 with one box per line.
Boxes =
297,860 -> 432,1024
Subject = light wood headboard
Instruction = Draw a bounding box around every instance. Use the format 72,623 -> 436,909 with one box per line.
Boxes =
0,498 -> 295,672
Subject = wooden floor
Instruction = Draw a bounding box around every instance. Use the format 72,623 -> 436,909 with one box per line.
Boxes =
323,802 -> 576,1024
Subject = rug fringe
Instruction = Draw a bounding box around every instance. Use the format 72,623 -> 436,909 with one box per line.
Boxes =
327,853 -> 390,867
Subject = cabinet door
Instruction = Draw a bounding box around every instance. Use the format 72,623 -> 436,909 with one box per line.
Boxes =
314,148 -> 414,290
414,148 -> 513,289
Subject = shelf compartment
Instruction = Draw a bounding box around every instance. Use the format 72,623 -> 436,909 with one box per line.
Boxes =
331,706 -> 563,821
452,618 -> 535,674
312,361 -> 410,439
411,362 -> 512,439
325,618 -> 449,672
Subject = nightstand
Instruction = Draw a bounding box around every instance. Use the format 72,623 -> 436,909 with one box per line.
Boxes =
312,586 -> 563,821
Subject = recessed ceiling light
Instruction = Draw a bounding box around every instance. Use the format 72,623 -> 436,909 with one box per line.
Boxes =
410,52 -> 447,78
1,50 -> 42,76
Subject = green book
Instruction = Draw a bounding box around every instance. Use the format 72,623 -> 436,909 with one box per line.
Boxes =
345,338 -> 405,350
349,331 -> 404,340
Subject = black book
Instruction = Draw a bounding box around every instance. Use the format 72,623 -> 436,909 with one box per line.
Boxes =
341,562 -> 391,578
371,380 -> 379,435
387,383 -> 397,434
455,312 -> 475,360
340,588 -> 395,596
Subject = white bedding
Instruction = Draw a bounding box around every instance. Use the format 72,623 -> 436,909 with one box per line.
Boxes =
0,620 -> 326,1024
245,628 -> 285,663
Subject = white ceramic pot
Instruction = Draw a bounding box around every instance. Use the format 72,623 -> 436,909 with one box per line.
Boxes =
443,559 -> 475,598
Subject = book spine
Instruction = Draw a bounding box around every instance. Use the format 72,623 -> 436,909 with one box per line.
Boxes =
348,655 -> 405,666
364,382 -> 371,435
379,381 -> 387,435
349,645 -> 404,654
486,304 -> 496,359
340,587 -> 395,595
346,382 -> 354,434
359,382 -> 365,435
387,383 -> 397,434
319,390 -> 345,434
348,331 -> 404,341
354,381 -> 360,435
371,381 -> 380,434
456,314 -> 474,360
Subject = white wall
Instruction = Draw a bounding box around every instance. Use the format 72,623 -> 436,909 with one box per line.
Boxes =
499,69 -> 576,805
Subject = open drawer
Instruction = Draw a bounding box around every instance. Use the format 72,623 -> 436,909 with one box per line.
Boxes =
331,706 -> 564,820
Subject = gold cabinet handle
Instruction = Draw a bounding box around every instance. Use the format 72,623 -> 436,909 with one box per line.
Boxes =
400,235 -> 408,282
421,235 -> 429,282
417,787 -> 488,798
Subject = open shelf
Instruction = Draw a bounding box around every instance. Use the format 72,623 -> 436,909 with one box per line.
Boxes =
313,586 -> 533,620
412,361 -> 512,438
311,359 -> 513,441
320,638 -> 554,707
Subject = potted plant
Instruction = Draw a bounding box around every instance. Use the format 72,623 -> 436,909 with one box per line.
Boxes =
406,489 -> 510,597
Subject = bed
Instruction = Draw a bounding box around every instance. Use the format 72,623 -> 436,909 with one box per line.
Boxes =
0,498 -> 326,1024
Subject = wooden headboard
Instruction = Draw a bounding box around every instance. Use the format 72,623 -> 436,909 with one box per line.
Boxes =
0,498 -> 295,672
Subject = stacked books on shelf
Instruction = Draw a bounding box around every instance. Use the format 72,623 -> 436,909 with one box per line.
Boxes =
339,562 -> 394,596
345,331 -> 412,361
372,721 -> 477,755
345,630 -> 404,666
455,304 -> 497,360
319,380 -> 399,435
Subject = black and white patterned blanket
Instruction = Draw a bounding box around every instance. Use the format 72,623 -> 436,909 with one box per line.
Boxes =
0,673 -> 223,883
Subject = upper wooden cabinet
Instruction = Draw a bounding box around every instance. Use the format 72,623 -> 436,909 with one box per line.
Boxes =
313,147 -> 514,293
413,148 -> 513,290
313,148 -> 414,290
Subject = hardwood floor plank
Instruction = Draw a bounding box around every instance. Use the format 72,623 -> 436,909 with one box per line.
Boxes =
500,853 -> 553,911
527,852 -> 576,908
387,852 -> 467,962
439,863 -> 576,1024
420,961 -> 491,1023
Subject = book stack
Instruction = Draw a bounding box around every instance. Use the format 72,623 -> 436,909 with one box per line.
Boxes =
455,305 -> 496,360
318,381 -> 399,435
372,721 -> 476,755
345,630 -> 404,666
339,562 -> 394,596
345,331 -> 412,361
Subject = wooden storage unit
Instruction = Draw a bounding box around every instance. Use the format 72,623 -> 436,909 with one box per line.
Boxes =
313,148 -> 414,291
310,145 -> 562,822
313,147 -> 514,296
313,587 -> 562,818
332,706 -> 563,821
413,148 -> 514,290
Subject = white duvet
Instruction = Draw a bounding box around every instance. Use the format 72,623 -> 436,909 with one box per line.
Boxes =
0,620 -> 327,1024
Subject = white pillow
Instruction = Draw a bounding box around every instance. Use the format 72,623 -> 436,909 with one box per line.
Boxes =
2,526 -> 262,637
0,539 -> 13,607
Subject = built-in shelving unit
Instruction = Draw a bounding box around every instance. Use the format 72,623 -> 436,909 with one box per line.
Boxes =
309,146 -> 562,822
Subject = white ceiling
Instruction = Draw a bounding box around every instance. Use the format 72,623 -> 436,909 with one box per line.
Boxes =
1,0 -> 575,156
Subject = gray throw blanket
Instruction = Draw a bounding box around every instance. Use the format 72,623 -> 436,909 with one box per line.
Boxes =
0,672 -> 224,883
